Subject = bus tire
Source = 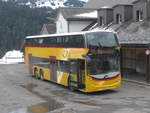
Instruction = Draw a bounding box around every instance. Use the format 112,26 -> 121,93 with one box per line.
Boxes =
68,77 -> 75,91
40,69 -> 44,81
34,68 -> 39,79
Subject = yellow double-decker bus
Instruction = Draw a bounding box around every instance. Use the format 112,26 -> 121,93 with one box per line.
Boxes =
24,30 -> 121,92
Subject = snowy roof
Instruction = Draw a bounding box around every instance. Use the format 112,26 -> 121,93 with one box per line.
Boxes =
58,7 -> 96,21
100,6 -> 112,9
74,10 -> 97,19
117,21 -> 150,44
90,26 -> 116,33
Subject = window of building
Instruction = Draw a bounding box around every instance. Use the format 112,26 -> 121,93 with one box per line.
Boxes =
99,16 -> 104,26
136,9 -> 143,21
116,14 -> 122,24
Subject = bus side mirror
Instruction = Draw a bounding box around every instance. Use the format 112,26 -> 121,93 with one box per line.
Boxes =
82,54 -> 91,63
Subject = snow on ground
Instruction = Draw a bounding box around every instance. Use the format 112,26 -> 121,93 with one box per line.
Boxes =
0,50 -> 24,64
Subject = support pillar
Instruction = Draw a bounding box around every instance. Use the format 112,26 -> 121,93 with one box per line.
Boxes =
146,48 -> 150,83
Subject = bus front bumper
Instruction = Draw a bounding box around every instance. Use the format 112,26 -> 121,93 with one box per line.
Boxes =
81,75 -> 121,93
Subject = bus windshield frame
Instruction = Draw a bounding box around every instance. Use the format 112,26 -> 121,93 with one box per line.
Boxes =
85,31 -> 119,48
85,31 -> 120,79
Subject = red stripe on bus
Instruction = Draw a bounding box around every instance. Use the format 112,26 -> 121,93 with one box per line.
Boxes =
25,46 -> 88,50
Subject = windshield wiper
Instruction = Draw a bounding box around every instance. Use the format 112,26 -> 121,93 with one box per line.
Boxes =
98,42 -> 103,49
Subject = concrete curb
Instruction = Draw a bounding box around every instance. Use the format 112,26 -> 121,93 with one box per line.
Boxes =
123,79 -> 150,87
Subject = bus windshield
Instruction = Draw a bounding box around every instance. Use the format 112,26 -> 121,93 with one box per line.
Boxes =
85,32 -> 120,79
86,32 -> 118,48
87,54 -> 120,76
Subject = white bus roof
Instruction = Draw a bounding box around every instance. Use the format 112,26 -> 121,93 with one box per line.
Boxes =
26,30 -> 115,39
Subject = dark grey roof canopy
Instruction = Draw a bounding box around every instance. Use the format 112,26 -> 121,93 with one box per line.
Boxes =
84,0 -> 136,9
112,4 -> 133,8
132,0 -> 149,4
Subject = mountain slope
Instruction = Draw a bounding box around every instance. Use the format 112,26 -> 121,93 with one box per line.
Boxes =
13,0 -> 88,9
64,0 -> 86,7
0,1 -> 51,51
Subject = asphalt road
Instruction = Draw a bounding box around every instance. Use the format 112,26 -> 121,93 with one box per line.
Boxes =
0,64 -> 150,113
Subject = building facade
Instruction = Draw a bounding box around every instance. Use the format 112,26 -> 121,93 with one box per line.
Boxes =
55,7 -> 97,33
97,8 -> 113,26
133,0 -> 150,21
40,24 -> 56,35
113,4 -> 133,24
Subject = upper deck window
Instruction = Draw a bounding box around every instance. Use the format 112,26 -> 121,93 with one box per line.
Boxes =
86,32 -> 118,48
25,34 -> 85,48
66,35 -> 85,48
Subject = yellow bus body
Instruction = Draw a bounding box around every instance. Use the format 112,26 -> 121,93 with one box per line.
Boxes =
25,46 -> 121,93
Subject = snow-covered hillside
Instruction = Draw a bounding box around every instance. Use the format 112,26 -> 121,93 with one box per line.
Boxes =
14,0 -> 88,9
32,0 -> 66,9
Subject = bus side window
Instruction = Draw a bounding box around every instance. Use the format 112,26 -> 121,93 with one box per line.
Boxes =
26,39 -> 29,46
43,37 -> 50,47
51,37 -> 57,47
67,36 -> 71,48
28,39 -> 33,46
32,38 -> 38,47
59,61 -> 70,73
63,36 -> 69,48
57,37 -> 63,47
67,35 -> 84,48
38,38 -> 43,47
75,35 -> 84,48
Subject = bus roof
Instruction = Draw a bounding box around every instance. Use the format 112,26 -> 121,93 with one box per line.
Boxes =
26,30 -> 115,39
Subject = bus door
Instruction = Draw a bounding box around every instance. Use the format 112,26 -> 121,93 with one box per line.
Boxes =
49,56 -> 57,82
70,59 -> 85,89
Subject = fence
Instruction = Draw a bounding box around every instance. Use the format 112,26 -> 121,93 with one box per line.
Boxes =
4,57 -> 24,64
0,48 -> 6,58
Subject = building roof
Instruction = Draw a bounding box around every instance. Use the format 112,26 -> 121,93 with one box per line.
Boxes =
40,24 -> 56,34
117,21 -> 150,44
86,21 -> 150,45
98,7 -> 113,11
112,4 -> 133,8
84,0 -> 136,9
82,21 -> 98,31
132,0 -> 149,4
58,7 -> 97,21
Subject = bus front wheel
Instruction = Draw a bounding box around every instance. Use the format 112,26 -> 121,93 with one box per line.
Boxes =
34,68 -> 39,79
40,69 -> 44,81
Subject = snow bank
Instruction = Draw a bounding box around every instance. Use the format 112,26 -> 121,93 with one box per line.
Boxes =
0,50 -> 24,64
